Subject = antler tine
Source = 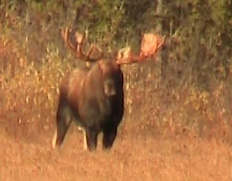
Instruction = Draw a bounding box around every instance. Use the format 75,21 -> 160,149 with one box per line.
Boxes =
61,27 -> 103,62
61,28 -> 76,53
86,44 -> 103,60
74,31 -> 85,58
61,27 -> 86,58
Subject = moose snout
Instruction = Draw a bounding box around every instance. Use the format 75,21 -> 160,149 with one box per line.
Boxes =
104,79 -> 116,96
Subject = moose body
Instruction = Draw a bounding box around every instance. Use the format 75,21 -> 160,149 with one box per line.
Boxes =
52,27 -> 164,151
53,60 -> 124,151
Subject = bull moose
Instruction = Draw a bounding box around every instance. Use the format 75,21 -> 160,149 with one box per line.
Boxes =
52,27 -> 164,151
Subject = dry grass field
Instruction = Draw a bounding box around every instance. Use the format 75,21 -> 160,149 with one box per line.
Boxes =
0,120 -> 232,181
1,34 -> 232,181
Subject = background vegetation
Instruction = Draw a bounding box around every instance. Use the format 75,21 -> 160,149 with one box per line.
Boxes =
0,0 -> 232,143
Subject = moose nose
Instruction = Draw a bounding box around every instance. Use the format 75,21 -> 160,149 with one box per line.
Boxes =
104,80 -> 116,96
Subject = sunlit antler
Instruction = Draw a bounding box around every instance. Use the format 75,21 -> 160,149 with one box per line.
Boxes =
61,27 -> 103,62
140,33 -> 165,59
116,33 -> 165,65
61,27 -> 164,65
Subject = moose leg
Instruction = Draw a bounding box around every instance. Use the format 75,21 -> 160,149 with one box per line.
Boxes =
85,127 -> 98,151
77,126 -> 87,150
82,129 -> 87,150
52,100 -> 71,148
102,125 -> 117,149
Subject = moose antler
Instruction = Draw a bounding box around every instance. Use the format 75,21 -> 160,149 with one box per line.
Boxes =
140,33 -> 165,59
61,27 -> 164,65
61,28 -> 103,62
116,33 -> 165,65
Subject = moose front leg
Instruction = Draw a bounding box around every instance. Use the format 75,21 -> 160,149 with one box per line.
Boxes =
85,127 -> 99,151
102,125 -> 118,149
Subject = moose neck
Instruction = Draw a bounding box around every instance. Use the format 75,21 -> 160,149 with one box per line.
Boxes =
84,61 -> 113,116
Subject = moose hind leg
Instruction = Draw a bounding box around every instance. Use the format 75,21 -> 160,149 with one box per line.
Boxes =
102,125 -> 117,149
77,126 -> 88,150
82,129 -> 88,150
52,102 -> 71,148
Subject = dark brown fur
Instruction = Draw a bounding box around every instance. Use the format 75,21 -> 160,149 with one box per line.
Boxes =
53,59 -> 124,151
